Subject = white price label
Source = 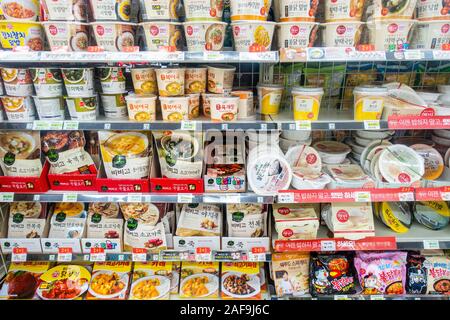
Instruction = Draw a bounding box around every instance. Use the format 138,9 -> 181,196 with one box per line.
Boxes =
32,121 -> 50,130
90,248 -> 106,262
117,255 -> 125,261
404,50 -> 424,60
221,123 -> 229,130
399,192 -> 414,202
63,121 -> 79,130
257,197 -> 264,203
57,248 -> 73,262
62,193 -> 78,202
334,295 -> 351,300
441,192 -> 450,201
12,248 -> 27,262
104,123 -> 111,130
132,248 -> 147,262
195,248 -> 212,262
433,50 -> 450,60
363,120 -> 380,130
127,193 -> 142,202
248,251 -> 266,262
180,121 -> 197,131
320,240 -> 336,251
224,195 -> 241,203
142,123 -> 150,130
177,194 -> 193,203
203,52 -> 224,60
260,123 -> 267,130
49,121 -> 64,130
33,195 -> 40,201
354,191 -> 371,202
278,192 -> 295,203
370,295 -> 385,300
0,193 -> 14,202
328,123 -> 336,130
295,120 -> 312,131
423,240 -> 440,250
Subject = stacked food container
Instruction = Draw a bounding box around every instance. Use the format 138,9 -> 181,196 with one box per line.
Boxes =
62,67 -> 97,120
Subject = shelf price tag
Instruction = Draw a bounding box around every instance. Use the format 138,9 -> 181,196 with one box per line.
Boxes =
177,194 -> 193,203
224,195 -> 241,203
248,247 -> 266,262
57,247 -> 73,262
278,192 -> 295,203
440,192 -> 450,201
32,121 -> 50,130
195,247 -> 212,261
334,295 -> 351,300
90,248 -> 106,262
320,240 -> 336,251
180,121 -> 197,131
63,121 -> 79,130
295,120 -> 312,131
132,248 -> 147,262
127,193 -> 142,203
370,295 -> 385,300
363,120 -> 380,130
404,50 -> 425,60
423,240 -> 440,250
0,193 -> 14,202
62,193 -> 78,202
12,248 -> 27,262
354,191 -> 371,202
49,121 -> 64,130
399,192 -> 415,202
203,52 -> 224,60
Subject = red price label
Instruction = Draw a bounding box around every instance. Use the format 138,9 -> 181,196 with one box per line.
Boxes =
132,248 -> 147,254
12,248 -> 27,254
356,44 -> 375,51
196,247 -> 211,254
58,247 -> 72,262
159,45 -> 176,52
91,247 -> 105,254
87,46 -> 104,52
122,46 -> 140,52
58,247 -> 72,254
12,247 -> 27,262
443,43 -> 450,50
251,247 -> 265,254
132,248 -> 147,262
249,44 -> 267,52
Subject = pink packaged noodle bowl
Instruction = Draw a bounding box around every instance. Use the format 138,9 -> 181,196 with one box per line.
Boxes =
354,251 -> 408,295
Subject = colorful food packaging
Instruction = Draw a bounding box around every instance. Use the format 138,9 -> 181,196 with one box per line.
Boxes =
140,21 -> 183,51
221,262 -> 261,300
229,0 -> 271,21
138,0 -> 180,21
86,262 -> 132,300
171,262 -> 181,295
98,67 -> 126,94
1,96 -> 36,121
375,202 -> 412,233
65,95 -> 98,120
0,262 -> 50,300
176,203 -> 222,237
0,131 -> 42,177
407,253 -> 450,295
61,67 -> 94,97
42,21 -> 89,51
124,93 -> 157,121
179,262 -> 219,299
184,0 -> 224,21
406,253 -> 428,294
272,203 -> 319,240
0,21 -> 44,50
183,21 -> 227,51
159,96 -> 190,121
131,67 -> 158,95
272,253 -> 310,297
87,203 -> 123,240
185,67 -> 207,94
231,21 -> 275,52
48,202 -> 87,238
226,204 -> 267,237
354,251 -> 408,295
88,0 -> 131,21
91,22 -> 136,52
207,65 -> 235,94
0,0 -> 40,21
1,68 -> 33,96
7,202 -> 47,238
40,0 -> 88,21
130,262 -> 173,300
155,67 -> 185,96
413,201 -> 450,230
30,68 -> 63,98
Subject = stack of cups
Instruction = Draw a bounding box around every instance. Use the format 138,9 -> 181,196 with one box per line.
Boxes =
246,130 -> 281,152
31,68 -> 65,120
98,67 -> 128,119
256,83 -> 284,119
128,67 -> 158,121
279,130 -> 312,154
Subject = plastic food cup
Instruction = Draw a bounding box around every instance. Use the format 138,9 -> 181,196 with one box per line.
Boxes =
257,83 -> 284,115
100,93 -> 128,119
353,85 -> 388,120
43,21 -> 89,51
207,65 -> 235,94
278,0 -> 318,22
61,67 -> 94,97
201,92 -> 223,116
1,96 -> 36,121
139,22 -> 183,51
131,67 -> 157,95
187,93 -> 200,119
367,19 -> 415,51
277,22 -> 319,49
97,66 -> 126,94
159,96 -> 190,121
30,68 -> 63,97
91,22 -> 136,52
125,93 -> 157,121
324,0 -> 365,22
183,21 -> 227,51
185,67 -> 207,94
32,96 -> 65,120
231,21 -> 276,52
41,0 -> 88,21
1,68 -> 34,96
209,96 -> 240,122
231,90 -> 255,119
88,0 -> 131,21
138,0 -> 180,21
292,86 -> 324,121
184,0 -> 224,21
155,68 -> 185,97
417,0 -> 450,21
321,21 -> 365,47
65,95 -> 98,120
411,20 -> 450,50
371,0 -> 417,19
230,0 -> 271,21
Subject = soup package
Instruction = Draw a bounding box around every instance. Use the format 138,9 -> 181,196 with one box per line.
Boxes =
221,262 -> 261,300
310,253 -> 358,296
99,131 -> 152,179
0,131 -> 42,177
153,130 -> 203,179
86,262 -> 132,300
226,204 -> 267,238
354,251 -> 407,295
272,253 -> 310,297
87,203 -> 123,240
8,202 -> 47,238
179,262 -> 219,299
41,131 -> 96,175
48,202 -> 87,239
130,262 -> 173,300
176,203 -> 222,237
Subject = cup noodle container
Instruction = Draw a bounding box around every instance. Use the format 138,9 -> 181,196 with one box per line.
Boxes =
372,0 -> 417,19
65,95 -> 98,120
277,0 -> 319,22
1,96 -> 36,121
41,0 -> 88,21
231,91 -> 255,119
209,96 -> 240,122
257,83 -> 283,115
159,96 -> 190,121
353,85 -> 388,120
231,21 -> 276,52
322,21 -> 365,47
207,65 -> 235,94
155,68 -> 185,96
140,22 -> 183,51
183,21 -> 227,51
131,67 -> 157,95
61,68 -> 94,97
43,22 -> 89,51
417,0 -> 450,21
88,0 -> 131,21
188,93 -> 200,119
292,87 -> 324,121
138,0 -> 180,21
184,0 -> 224,21
97,67 -> 126,94
100,93 -> 128,119
277,22 -> 320,48
125,93 -> 157,121
30,68 -> 63,97
367,19 -> 415,51
32,96 -> 65,120
91,22 -> 136,52
324,0 -> 365,22
0,68 -> 33,96
411,20 -> 450,49
185,67 -> 207,94
230,0 -> 272,21
201,92 -> 222,116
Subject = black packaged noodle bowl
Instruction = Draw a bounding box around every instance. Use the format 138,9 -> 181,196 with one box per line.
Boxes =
99,131 -> 152,179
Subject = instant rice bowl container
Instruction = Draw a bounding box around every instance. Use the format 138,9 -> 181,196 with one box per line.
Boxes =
1,0 -> 39,21
201,92 -> 222,116
354,85 -> 388,120
378,144 -> 425,183
292,86 -> 324,121
140,22 -> 183,51
313,141 -> 351,164
292,172 -> 331,190
138,0 -> 180,21
231,21 -> 275,52
97,66 -> 126,94
209,96 -> 240,122
207,65 -> 235,94
257,83 -> 283,115
185,67 -> 207,94
411,20 -> 450,49
91,22 -> 136,52
321,21 -> 364,47
159,96 -> 190,121
324,0 -> 365,22
125,93 -> 157,121
61,67 -> 94,97
41,0 -> 87,21
30,68 -> 63,97
277,22 -> 319,48
230,0 -> 272,21
278,0 -> 318,22
155,68 -> 185,96
411,144 -> 444,180
231,90 -> 255,119
65,95 -> 98,120
285,144 -> 322,177
367,19 -> 415,51
184,21 -> 227,51
372,0 -> 417,19
0,21 -> 43,50
100,93 -> 127,118
131,67 -> 157,95
43,21 -> 89,51
32,96 -> 65,119
1,68 -> 33,96
184,0 -> 224,21
416,0 -> 450,21
1,96 -> 36,121
88,0 -> 131,21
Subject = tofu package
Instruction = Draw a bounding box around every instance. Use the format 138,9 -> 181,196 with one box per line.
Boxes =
87,203 -> 123,240
176,203 -> 222,237
272,203 -> 320,240
8,202 -> 47,239
226,203 -> 267,238
86,262 -> 132,300
129,262 -> 173,300
48,202 -> 87,239
221,262 -> 261,300
179,262 -> 220,299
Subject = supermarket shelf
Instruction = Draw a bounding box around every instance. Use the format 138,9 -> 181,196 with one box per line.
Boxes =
276,294 -> 449,300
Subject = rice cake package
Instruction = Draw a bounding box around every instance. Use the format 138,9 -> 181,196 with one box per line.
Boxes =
226,204 -> 267,237
86,262 -> 132,300
87,203 -> 123,240
179,262 -> 219,299
0,131 -> 42,177
99,131 -> 152,179
221,262 -> 261,300
48,202 -> 87,239
0,262 -> 50,300
176,203 -> 222,237
8,202 -> 47,238
272,253 -> 310,297
129,262 -> 173,300
41,131 -> 96,174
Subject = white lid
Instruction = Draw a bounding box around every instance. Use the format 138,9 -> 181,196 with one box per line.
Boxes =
353,85 -> 388,94
292,86 -> 324,94
378,145 -> 425,183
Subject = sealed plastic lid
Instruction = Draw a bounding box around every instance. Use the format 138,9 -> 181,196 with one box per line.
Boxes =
353,85 -> 388,95
292,86 -> 324,95
378,145 -> 425,183
257,83 -> 284,89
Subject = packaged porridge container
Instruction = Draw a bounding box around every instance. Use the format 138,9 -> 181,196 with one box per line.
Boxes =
7,202 -> 46,238
140,22 -> 183,51
159,96 -> 190,121
183,21 -> 227,51
231,21 -> 276,52
417,0 -> 450,21
100,93 -> 128,119
30,68 -> 63,98
138,0 -> 180,21
185,67 -> 207,94
277,22 -> 320,49
40,0 -> 88,21
86,262 -> 132,300
91,22 -> 136,52
155,68 -> 185,96
0,21 -> 44,50
207,65 -> 235,94
97,67 -> 126,94
372,0 -> 417,19
129,262 -> 173,300
0,0 -> 39,21
42,21 -> 89,51
125,93 -> 157,121
292,86 -> 324,121
1,96 -> 36,121
367,19 -> 415,51
65,95 -> 98,120
32,96 -> 65,120
354,85 -> 387,120
179,261 -> 220,298
230,0 -> 272,21
188,93 -> 200,119
201,92 -> 223,116
131,67 -> 157,95
257,83 -> 283,115
61,67 -> 94,97
321,21 -> 365,47
209,96 -> 240,122
231,91 -> 255,119
88,0 -> 131,21
324,0 -> 365,22
278,0 -> 319,22
1,68 -> 33,96
48,202 -> 87,238
411,20 -> 450,49
184,0 -> 224,21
